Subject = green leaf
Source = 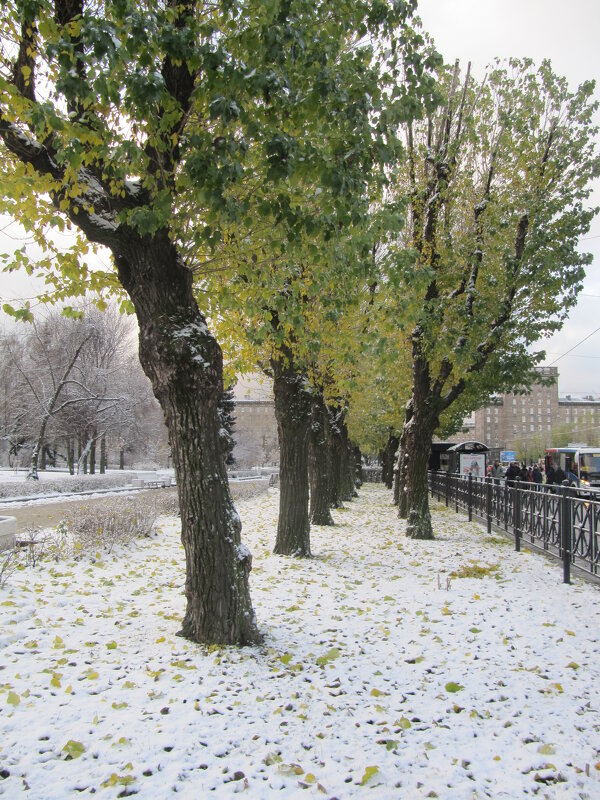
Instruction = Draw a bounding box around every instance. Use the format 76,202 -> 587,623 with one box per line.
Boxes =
445,682 -> 464,693
62,740 -> 86,759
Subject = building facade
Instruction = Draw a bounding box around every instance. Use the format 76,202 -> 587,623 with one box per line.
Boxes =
467,367 -> 600,457
231,374 -> 278,468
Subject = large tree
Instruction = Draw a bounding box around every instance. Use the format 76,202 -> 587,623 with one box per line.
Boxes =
393,59 -> 599,538
0,0 -> 431,642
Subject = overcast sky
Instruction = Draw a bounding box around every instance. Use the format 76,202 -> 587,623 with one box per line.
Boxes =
416,0 -> 600,395
1,0 -> 599,393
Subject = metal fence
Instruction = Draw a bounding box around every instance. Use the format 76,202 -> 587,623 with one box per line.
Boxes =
428,471 -> 600,585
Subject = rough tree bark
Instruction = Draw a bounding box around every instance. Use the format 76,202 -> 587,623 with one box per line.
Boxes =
327,408 -> 346,508
113,231 -> 259,643
403,344 -> 438,539
308,392 -> 335,526
271,349 -> 312,556
395,400 -> 413,513
381,431 -> 400,490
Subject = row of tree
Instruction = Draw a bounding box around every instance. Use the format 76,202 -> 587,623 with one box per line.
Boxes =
1,1 -> 597,645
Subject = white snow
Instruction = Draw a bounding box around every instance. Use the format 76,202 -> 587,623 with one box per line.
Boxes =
1,484 -> 599,799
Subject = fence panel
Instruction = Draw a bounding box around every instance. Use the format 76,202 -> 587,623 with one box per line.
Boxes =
427,471 -> 600,585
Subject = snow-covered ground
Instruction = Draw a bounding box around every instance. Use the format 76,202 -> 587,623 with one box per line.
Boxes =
1,485 -> 599,799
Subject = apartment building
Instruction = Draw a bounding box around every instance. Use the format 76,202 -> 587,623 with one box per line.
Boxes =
468,367 -> 600,452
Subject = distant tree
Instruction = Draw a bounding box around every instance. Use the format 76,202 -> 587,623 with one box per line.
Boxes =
1,313 -> 109,479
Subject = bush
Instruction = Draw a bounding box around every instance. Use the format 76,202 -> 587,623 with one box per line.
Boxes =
64,489 -> 180,556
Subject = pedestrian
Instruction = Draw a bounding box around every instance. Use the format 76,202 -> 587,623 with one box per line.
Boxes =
505,461 -> 520,487
490,460 -> 504,480
518,463 -> 529,483
545,463 -> 556,485
554,464 -> 566,485
532,464 -> 543,486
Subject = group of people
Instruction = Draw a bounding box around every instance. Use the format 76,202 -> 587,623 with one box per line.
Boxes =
488,459 -> 565,487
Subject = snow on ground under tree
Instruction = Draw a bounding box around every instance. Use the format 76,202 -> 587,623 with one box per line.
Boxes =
0,484 -> 599,799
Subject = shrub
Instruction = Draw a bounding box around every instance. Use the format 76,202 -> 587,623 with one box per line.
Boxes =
65,489 -> 180,556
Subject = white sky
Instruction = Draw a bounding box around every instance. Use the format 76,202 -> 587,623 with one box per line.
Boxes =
1,0 -> 599,393
416,0 -> 600,395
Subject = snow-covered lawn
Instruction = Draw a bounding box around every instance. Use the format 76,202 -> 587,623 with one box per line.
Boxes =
1,484 -> 599,799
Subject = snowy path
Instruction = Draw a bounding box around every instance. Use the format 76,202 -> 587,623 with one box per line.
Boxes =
0,485 -> 599,799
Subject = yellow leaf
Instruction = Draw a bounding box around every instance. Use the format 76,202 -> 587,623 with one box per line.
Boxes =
7,691 -> 20,706
360,766 -> 379,785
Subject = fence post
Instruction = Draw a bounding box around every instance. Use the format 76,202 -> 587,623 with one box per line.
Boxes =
486,478 -> 492,534
468,473 -> 473,522
513,483 -> 521,551
445,470 -> 450,507
560,483 -> 572,585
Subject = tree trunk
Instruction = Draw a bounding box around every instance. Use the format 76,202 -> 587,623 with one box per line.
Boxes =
119,447 -> 125,470
89,429 -> 97,475
27,416 -> 49,479
395,402 -> 413,514
335,417 -> 355,502
113,230 -> 259,645
354,446 -> 363,488
271,351 -> 312,556
67,438 -> 74,476
309,392 -> 334,526
100,433 -> 106,474
404,351 -> 438,540
381,431 -> 400,490
328,408 -> 346,508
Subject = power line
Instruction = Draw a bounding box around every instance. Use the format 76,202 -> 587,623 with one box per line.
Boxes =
543,352 -> 600,359
546,324 -> 600,367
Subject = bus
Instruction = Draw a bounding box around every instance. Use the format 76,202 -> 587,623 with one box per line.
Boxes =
544,444 -> 600,490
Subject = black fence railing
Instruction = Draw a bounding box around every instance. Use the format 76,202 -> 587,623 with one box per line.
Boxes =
428,471 -> 600,585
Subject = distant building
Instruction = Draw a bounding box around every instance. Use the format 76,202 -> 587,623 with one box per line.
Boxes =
451,367 -> 600,453
231,375 -> 278,467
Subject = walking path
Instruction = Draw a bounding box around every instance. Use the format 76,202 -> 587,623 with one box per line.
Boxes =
1,485 -> 599,798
